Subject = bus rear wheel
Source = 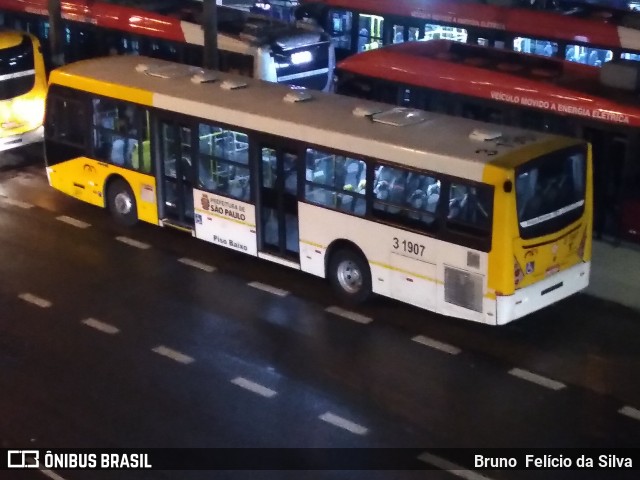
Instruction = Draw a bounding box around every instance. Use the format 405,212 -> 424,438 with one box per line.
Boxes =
328,248 -> 372,305
107,178 -> 138,227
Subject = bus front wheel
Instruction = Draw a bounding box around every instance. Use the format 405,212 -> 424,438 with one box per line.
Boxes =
328,248 -> 372,305
107,179 -> 138,227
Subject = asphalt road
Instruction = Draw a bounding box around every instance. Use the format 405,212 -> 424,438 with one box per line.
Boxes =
0,154 -> 639,480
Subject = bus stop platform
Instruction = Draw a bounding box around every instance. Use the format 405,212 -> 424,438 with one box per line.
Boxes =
587,238 -> 640,312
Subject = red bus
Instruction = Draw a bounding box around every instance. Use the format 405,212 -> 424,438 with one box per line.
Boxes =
335,39 -> 640,242
0,0 -> 334,91
294,0 -> 640,66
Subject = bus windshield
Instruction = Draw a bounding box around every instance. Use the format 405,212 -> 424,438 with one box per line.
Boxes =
516,147 -> 586,237
0,35 -> 35,101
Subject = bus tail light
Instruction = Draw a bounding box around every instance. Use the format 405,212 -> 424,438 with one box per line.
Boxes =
514,257 -> 524,287
577,228 -> 587,261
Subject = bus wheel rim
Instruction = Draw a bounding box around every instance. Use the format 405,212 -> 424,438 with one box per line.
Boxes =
337,259 -> 362,294
114,192 -> 132,215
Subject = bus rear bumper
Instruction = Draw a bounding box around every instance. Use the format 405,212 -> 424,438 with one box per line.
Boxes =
0,125 -> 44,152
496,261 -> 590,325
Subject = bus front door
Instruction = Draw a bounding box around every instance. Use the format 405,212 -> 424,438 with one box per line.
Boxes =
258,144 -> 300,263
158,119 -> 195,229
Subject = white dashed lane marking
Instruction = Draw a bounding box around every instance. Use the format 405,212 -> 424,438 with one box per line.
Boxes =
151,345 -> 194,364
178,257 -> 216,273
18,293 -> 52,308
115,236 -> 151,249
231,377 -> 277,398
248,281 -> 289,297
412,335 -> 461,355
319,412 -> 368,435
81,318 -> 120,335
325,306 -> 373,324
56,215 -> 91,229
418,452 -> 494,480
1,197 -> 33,209
619,405 -> 640,422
508,367 -> 566,391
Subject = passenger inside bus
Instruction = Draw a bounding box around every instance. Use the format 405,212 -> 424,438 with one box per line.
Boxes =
110,122 -> 138,167
448,184 -> 490,228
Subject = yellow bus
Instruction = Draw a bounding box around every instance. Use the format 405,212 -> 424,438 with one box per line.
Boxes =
0,29 -> 46,153
44,55 -> 592,325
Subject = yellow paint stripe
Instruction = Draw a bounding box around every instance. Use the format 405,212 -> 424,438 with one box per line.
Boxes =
300,239 -> 325,249
50,71 -> 155,107
484,291 -> 497,300
300,240 -> 496,300
194,207 -> 255,227
370,260 -> 439,284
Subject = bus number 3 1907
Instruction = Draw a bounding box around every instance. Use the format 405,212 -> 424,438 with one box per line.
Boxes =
393,237 -> 425,256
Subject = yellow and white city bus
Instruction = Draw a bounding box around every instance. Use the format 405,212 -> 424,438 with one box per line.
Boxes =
44,55 -> 592,325
0,29 -> 46,153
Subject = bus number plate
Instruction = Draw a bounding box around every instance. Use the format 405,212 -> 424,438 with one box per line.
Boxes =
393,237 -> 425,256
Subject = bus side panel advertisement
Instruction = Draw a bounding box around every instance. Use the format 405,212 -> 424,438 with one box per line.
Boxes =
194,190 -> 257,256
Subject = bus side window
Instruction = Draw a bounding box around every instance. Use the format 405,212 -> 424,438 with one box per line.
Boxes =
219,51 -> 254,77
566,45 -> 612,66
92,98 -> 139,168
62,20 -> 96,62
46,94 -> 86,147
131,108 -> 151,174
374,81 -> 400,105
336,74 -> 374,100
401,87 -> 414,107
197,123 -> 250,201
373,165 -> 439,230
147,38 -> 181,62
465,105 -> 504,124
358,14 -> 384,52
392,25 -> 405,44
328,8 -> 352,51
183,44 -> 203,67
304,148 -> 366,215
402,87 -> 430,110
514,37 -> 557,57
421,23 -> 467,43
120,34 -> 142,56
447,182 -> 493,235
622,52 -> 640,61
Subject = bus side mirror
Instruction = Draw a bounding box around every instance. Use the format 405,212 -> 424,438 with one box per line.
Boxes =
503,180 -> 513,193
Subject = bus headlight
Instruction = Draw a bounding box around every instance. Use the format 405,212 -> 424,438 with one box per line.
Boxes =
291,50 -> 313,65
11,98 -> 45,128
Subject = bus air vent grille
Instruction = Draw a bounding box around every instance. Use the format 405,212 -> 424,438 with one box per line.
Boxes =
444,266 -> 483,313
